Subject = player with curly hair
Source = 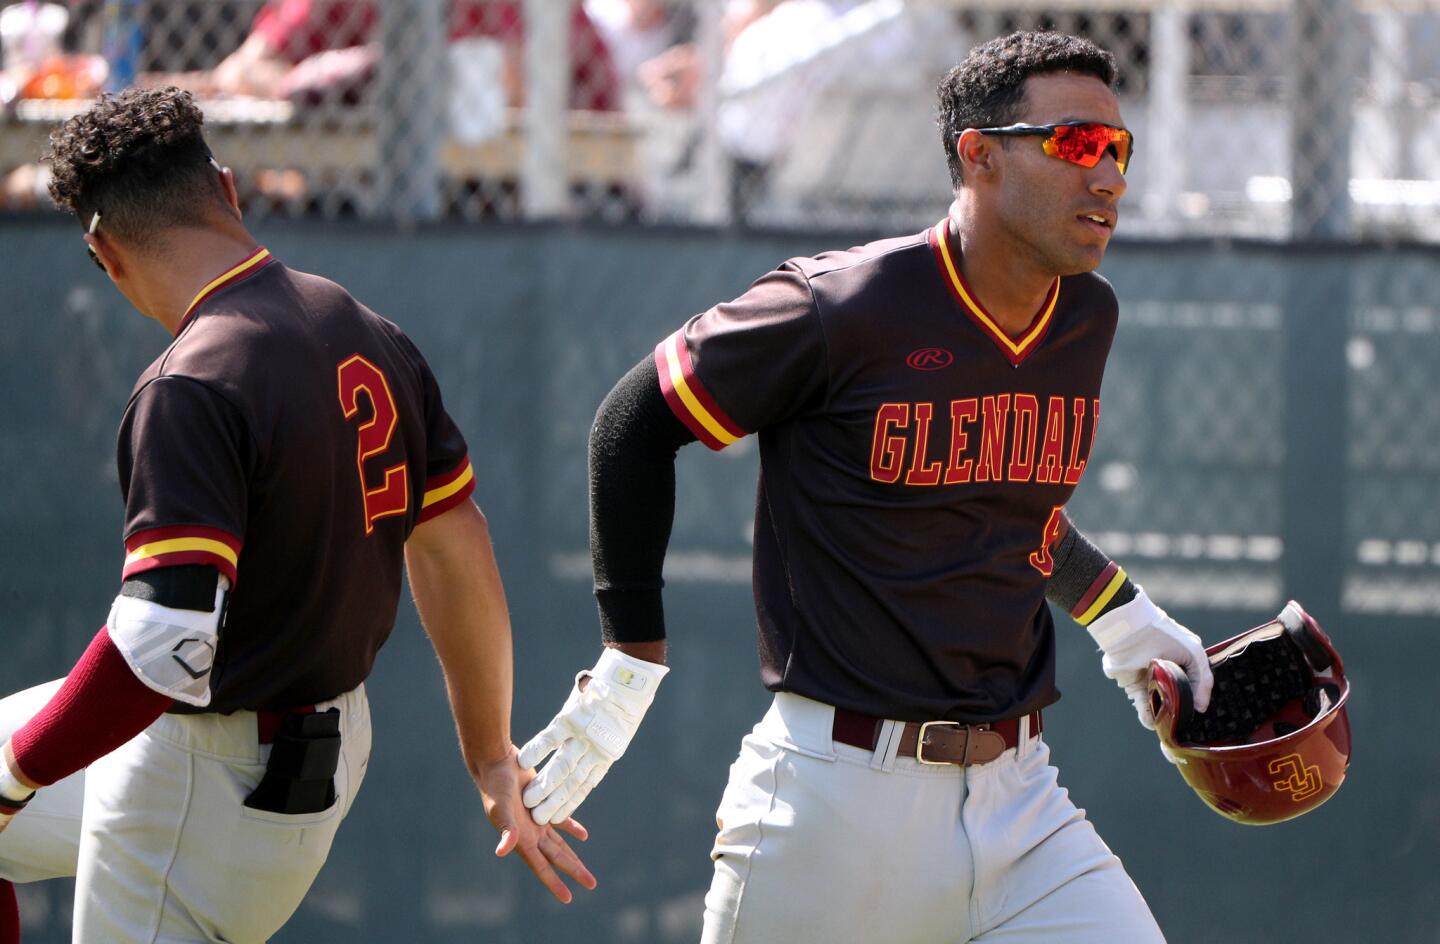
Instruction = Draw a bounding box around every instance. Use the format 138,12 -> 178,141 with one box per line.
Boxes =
0,87 -> 594,942
519,31 -> 1214,942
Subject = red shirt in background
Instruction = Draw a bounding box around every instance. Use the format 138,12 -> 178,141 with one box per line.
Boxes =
250,0 -> 617,110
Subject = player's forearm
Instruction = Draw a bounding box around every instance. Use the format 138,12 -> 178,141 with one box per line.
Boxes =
5,627 -> 171,789
589,356 -> 697,644
405,500 -> 515,769
1044,517 -> 1138,626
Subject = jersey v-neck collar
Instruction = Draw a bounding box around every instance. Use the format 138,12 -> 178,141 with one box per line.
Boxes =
927,220 -> 1059,367
175,246 -> 276,335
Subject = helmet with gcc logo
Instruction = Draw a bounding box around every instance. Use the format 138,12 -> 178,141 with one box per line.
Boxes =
1148,600 -> 1351,825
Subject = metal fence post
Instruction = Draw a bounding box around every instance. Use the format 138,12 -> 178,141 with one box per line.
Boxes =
374,0 -> 445,222
522,0 -> 569,220
692,0 -> 731,227
1371,8 -> 1410,182
1146,2 -> 1190,236
1289,0 -> 1355,240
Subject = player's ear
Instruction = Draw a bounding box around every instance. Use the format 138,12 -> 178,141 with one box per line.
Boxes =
85,231 -> 123,281
217,165 -> 242,220
956,128 -> 997,181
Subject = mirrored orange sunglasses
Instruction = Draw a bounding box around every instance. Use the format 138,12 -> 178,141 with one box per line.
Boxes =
976,121 -> 1133,174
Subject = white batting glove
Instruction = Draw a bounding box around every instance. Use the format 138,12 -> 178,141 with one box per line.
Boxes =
1086,587 -> 1212,730
517,648 -> 668,826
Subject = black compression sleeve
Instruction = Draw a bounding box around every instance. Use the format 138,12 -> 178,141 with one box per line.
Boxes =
119,564 -> 219,611
1044,522 -> 1137,622
589,355 -> 698,642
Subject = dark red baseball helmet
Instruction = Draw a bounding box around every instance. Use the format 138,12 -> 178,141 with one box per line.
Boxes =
1148,600 -> 1350,825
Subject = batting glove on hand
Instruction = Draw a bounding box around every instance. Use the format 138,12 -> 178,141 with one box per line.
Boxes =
517,648 -> 668,826
1086,587 -> 1212,730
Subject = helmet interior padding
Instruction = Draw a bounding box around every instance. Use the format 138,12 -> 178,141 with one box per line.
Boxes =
1175,628 -> 1313,745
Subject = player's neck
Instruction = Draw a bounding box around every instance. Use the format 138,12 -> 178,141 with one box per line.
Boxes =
948,208 -> 1057,339
133,226 -> 261,335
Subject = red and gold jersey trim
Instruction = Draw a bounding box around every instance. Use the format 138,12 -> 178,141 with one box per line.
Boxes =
123,525 -> 242,587
928,221 -> 1059,367
175,247 -> 276,334
654,329 -> 747,451
1072,562 -> 1127,626
418,457 -> 476,523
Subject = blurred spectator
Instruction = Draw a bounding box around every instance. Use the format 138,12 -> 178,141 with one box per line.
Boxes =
630,0 -> 913,223
583,0 -> 691,105
188,0 -> 618,111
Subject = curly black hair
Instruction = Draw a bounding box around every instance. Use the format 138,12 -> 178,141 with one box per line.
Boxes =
45,87 -> 222,249
936,31 -> 1117,191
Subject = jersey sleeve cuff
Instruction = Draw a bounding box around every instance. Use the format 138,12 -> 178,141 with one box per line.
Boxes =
653,329 -> 747,451
123,526 -> 241,588
418,457 -> 476,523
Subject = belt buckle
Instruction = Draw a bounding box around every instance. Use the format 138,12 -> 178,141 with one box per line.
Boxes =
916,720 -> 963,765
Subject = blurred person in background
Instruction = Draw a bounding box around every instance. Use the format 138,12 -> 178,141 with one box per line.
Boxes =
632,0 -> 914,223
583,0 -> 692,105
188,0 -> 618,111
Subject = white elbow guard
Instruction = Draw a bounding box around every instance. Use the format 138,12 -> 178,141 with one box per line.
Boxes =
106,574 -> 229,707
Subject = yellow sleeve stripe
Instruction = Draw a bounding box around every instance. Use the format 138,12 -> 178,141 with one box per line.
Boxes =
1075,566 -> 1129,626
422,462 -> 475,509
124,537 -> 240,569
661,332 -> 740,447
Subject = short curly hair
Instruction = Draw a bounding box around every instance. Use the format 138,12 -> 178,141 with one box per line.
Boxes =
45,87 -> 222,249
937,31 -> 1117,191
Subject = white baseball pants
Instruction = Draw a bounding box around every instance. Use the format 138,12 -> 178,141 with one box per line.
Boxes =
0,679 -> 370,943
700,692 -> 1165,944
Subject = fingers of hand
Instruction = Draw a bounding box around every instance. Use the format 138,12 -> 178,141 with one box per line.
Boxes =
513,834 -> 576,904
555,816 -> 589,842
539,827 -> 598,890
1127,686 -> 1157,730
522,737 -> 587,811
1181,645 -> 1215,713
512,825 -> 599,903
517,726 -> 560,771
553,760 -> 608,824
532,755 -> 606,826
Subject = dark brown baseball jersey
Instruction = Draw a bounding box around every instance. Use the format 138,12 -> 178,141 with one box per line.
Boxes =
117,248 -> 475,713
655,220 -> 1117,722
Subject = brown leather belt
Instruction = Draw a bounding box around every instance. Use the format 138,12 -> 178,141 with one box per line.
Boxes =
832,707 -> 1043,766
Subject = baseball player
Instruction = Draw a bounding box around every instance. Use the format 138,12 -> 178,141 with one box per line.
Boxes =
518,31 -> 1214,943
0,88 -> 592,943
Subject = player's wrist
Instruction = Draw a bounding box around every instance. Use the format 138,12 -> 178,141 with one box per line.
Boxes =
0,743 -> 38,806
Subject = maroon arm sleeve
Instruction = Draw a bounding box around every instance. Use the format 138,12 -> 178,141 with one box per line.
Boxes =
1,879 -> 17,944
7,627 -> 172,788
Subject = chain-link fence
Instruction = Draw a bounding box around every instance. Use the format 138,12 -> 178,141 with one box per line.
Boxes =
2,0 -> 1437,239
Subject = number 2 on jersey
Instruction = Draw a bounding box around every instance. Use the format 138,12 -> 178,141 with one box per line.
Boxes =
1028,505 -> 1064,576
337,354 -> 409,533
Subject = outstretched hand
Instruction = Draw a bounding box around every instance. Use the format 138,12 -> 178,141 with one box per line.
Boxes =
474,745 -> 597,904
518,648 -> 668,826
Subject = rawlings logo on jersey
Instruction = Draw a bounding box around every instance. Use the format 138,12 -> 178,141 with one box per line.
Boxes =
906,348 -> 955,371
869,394 -> 1098,486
